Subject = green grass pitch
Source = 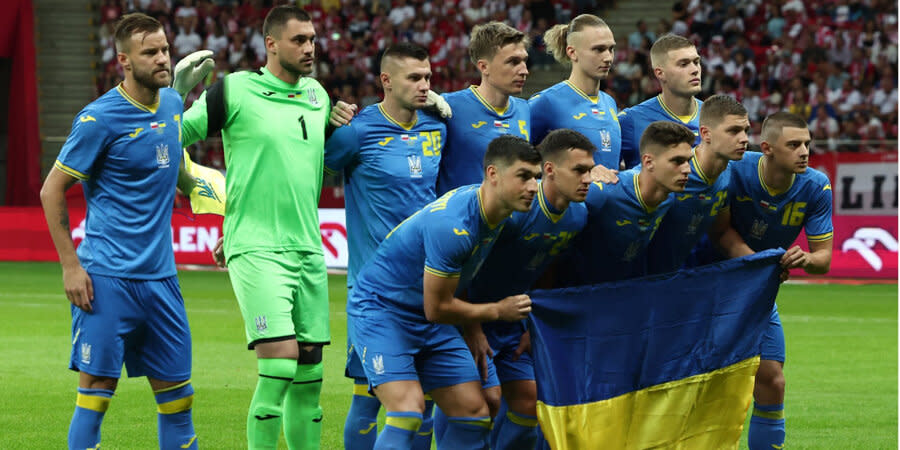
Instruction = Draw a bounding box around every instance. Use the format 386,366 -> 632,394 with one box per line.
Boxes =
0,261 -> 895,449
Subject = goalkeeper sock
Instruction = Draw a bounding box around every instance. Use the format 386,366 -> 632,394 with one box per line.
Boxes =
154,381 -> 197,449
344,381 -> 381,450
248,358 -> 295,450
68,387 -> 113,450
411,398 -> 435,450
283,362 -> 324,450
375,411 -> 423,449
491,399 -> 538,450
749,402 -> 785,450
438,416 -> 491,450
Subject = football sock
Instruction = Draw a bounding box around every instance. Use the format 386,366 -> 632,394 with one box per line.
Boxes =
247,358 -> 295,450
438,416 -> 491,450
375,411 -> 423,449
68,387 -> 113,450
343,381 -> 381,450
411,398 -> 435,450
749,402 -> 785,450
491,399 -> 538,449
432,406 -> 448,444
284,362 -> 324,450
154,380 -> 197,449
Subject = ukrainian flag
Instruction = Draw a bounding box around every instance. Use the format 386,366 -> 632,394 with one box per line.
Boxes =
528,249 -> 784,449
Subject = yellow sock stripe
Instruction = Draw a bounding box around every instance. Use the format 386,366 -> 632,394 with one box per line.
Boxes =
353,383 -> 374,397
423,394 -> 433,401
76,393 -> 111,413
153,379 -> 191,394
752,407 -> 785,420
385,415 -> 423,432
450,417 -> 492,429
506,411 -> 538,427
158,395 -> 194,414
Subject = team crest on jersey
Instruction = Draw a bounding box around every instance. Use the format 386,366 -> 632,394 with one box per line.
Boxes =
155,144 -> 170,168
408,155 -> 423,178
623,241 -> 640,262
307,89 -> 319,106
494,120 -> 510,133
150,121 -> 166,134
687,214 -> 704,234
599,130 -> 612,152
372,354 -> 385,375
750,219 -> 768,240
81,343 -> 92,364
255,315 -> 268,333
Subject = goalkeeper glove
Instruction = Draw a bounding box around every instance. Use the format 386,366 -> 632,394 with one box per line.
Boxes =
172,50 -> 215,98
425,90 -> 452,118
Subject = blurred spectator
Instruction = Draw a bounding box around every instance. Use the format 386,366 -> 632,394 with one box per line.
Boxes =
628,20 -> 656,50
870,76 -> 898,119
173,24 -> 202,60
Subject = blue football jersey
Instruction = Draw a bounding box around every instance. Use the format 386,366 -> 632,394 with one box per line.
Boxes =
528,81 -> 621,168
728,152 -> 833,251
325,104 -> 446,288
557,170 -> 673,285
348,185 -> 507,322
436,87 -> 530,195
467,182 -> 588,302
619,95 -> 702,169
54,85 -> 184,279
646,151 -> 731,274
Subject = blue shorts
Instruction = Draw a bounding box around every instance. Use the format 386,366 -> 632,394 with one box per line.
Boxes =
69,274 -> 191,381
345,339 -> 367,381
761,304 -> 785,362
348,310 -> 480,393
483,321 -> 534,384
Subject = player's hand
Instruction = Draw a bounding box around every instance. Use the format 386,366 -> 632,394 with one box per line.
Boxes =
463,324 -> 493,381
212,236 -> 226,268
779,268 -> 791,283
512,330 -> 531,361
496,294 -> 532,321
63,264 -> 94,313
425,90 -> 452,118
780,245 -> 810,271
590,164 -> 619,184
172,50 -> 214,98
329,101 -> 358,127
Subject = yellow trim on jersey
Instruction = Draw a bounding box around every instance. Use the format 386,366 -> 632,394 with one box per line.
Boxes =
477,187 -> 502,229
353,383 -> 374,397
116,84 -> 159,114
537,181 -> 565,223
424,266 -> 461,278
757,158 -> 795,196
76,393 -> 111,413
564,81 -> 599,104
657,95 -> 698,125
633,172 -> 656,213
378,103 -> 417,130
806,232 -> 834,242
691,149 -> 711,185
470,85 -> 509,116
54,160 -> 89,180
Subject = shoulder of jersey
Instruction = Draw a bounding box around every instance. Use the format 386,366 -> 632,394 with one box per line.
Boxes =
442,89 -> 471,104
803,165 -> 833,188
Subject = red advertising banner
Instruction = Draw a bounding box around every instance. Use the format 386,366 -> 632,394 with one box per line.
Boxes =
792,215 -> 898,279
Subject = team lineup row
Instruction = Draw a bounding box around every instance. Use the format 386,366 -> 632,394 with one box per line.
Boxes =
41,5 -> 832,450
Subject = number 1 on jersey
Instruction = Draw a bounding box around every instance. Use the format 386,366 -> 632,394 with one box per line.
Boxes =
298,115 -> 308,140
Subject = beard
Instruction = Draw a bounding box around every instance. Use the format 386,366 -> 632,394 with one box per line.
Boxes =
133,64 -> 171,91
279,56 -> 314,78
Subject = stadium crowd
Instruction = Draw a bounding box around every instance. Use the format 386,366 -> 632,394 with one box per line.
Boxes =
95,0 -> 898,164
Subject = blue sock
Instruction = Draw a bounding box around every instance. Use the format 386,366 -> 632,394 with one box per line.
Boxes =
154,381 -> 197,450
432,406 -> 448,444
492,401 -> 538,449
749,402 -> 785,450
375,411 -> 423,450
535,425 -> 551,450
344,382 -> 381,450
438,416 -> 491,450
412,399 -> 435,450
68,387 -> 113,450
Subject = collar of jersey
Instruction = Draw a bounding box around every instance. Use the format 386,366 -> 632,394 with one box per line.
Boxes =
477,186 -> 503,229
691,147 -> 713,185
116,84 -> 159,114
633,172 -> 657,213
564,80 -> 599,104
538,180 -> 566,223
259,66 -> 305,89
757,156 -> 795,197
469,85 -> 509,116
377,103 -> 417,130
657,95 -> 698,124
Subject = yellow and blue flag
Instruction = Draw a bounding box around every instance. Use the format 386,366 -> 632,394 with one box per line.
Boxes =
528,249 -> 784,449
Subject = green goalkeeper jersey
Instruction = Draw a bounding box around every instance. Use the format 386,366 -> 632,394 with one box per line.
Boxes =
182,67 -> 331,259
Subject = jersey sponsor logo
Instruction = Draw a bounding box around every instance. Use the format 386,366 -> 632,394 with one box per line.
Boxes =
359,422 -> 376,434
80,342 -> 92,364
378,137 -> 394,146
750,219 -> 768,240
572,113 -> 587,120
181,436 -> 198,448
407,155 -> 423,178
453,228 -> 469,236
676,194 -> 693,201
129,127 -> 144,138
372,354 -> 385,375
599,129 -> 612,152
156,144 -> 170,168
823,184 -> 832,191
471,121 -> 487,128
616,219 -> 632,226
150,121 -> 166,134
79,115 -> 97,123
255,315 -> 268,333
736,195 -> 753,202
759,200 -> 778,212
262,91 -> 275,96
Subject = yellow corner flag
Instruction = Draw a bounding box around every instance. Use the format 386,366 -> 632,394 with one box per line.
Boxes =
183,149 -> 226,216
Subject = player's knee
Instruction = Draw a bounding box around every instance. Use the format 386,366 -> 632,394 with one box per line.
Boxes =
507,384 -> 537,417
483,387 -> 502,418
154,380 -> 194,414
81,373 -> 118,392
298,344 -> 323,365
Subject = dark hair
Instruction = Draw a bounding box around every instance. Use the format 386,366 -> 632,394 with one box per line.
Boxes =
484,135 -> 542,170
699,94 -> 748,127
114,13 -> 163,53
469,21 -> 531,65
639,121 -> 696,156
380,42 -> 429,71
537,129 -> 596,163
761,112 -> 809,142
263,5 -> 311,38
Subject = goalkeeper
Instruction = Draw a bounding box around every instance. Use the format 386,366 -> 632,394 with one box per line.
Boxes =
177,5 -> 355,449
